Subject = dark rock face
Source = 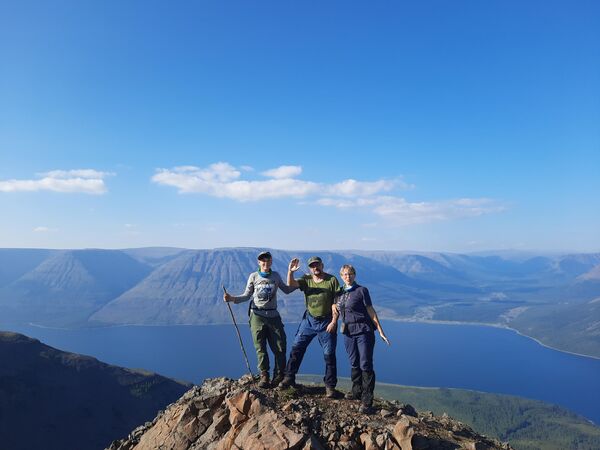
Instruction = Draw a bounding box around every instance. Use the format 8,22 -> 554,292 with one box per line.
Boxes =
0,331 -> 190,450
108,376 -> 512,450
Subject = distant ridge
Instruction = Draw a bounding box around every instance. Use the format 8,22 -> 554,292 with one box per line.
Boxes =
0,331 -> 190,450
1,247 -> 599,357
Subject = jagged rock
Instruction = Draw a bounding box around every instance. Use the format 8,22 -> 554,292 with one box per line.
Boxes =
396,404 -> 418,418
380,409 -> 394,418
107,377 -> 514,450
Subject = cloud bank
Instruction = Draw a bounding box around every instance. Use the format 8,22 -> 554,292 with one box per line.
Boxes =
153,162 -> 505,225
0,169 -> 113,194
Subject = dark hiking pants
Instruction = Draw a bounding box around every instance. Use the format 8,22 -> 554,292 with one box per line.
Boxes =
344,330 -> 376,407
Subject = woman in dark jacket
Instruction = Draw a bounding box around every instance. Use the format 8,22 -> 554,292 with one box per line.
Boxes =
336,264 -> 390,413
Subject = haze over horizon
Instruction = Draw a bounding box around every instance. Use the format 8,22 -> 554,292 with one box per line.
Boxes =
1,1 -> 599,253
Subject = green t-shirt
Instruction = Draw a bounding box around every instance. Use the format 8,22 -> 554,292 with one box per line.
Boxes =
297,273 -> 340,318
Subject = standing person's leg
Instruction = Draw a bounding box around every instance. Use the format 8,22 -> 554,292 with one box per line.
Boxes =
357,331 -> 376,409
281,313 -> 317,386
316,318 -> 337,389
249,313 -> 270,387
266,315 -> 287,386
343,334 -> 362,399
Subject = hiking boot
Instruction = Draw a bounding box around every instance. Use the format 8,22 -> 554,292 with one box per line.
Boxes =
325,387 -> 339,399
359,404 -> 375,415
271,372 -> 284,387
345,391 -> 360,400
278,376 -> 296,389
258,371 -> 270,388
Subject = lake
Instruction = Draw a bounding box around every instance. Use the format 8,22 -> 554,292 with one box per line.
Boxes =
2,320 -> 600,424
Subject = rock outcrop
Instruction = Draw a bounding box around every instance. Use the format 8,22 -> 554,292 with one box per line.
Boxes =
108,376 -> 512,450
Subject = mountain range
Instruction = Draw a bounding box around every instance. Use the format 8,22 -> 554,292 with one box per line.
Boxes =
1,247 -> 599,357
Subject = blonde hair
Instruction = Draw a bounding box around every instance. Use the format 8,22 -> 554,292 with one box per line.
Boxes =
340,264 -> 356,276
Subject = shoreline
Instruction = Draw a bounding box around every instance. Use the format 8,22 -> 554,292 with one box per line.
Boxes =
10,317 -> 600,362
385,317 -> 600,361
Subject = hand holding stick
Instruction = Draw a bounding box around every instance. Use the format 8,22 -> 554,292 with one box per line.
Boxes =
222,285 -> 254,377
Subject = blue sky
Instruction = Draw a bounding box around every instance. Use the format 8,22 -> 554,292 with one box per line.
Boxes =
1,1 -> 598,252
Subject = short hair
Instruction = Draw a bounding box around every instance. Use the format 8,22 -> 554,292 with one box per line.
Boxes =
340,264 -> 356,275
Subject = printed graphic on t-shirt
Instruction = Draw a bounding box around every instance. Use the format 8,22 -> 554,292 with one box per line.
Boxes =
256,280 -> 274,301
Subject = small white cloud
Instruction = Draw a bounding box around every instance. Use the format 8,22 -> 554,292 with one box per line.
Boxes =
325,179 -> 397,197
33,226 -> 58,233
40,169 -> 114,179
240,165 -> 254,172
1,169 -> 112,194
152,162 -> 241,194
124,224 -> 136,229
318,195 -> 505,225
372,196 -> 505,224
361,222 -> 379,228
261,165 -> 302,179
316,197 -> 380,209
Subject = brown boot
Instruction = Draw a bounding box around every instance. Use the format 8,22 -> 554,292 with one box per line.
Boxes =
258,371 -> 270,388
271,371 -> 284,387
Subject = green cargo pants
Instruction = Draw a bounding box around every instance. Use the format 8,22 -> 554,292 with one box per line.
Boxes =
249,312 -> 287,374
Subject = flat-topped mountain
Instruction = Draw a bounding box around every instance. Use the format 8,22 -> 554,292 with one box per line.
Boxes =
1,247 -> 599,357
0,331 -> 190,450
90,248 -> 426,326
0,249 -> 151,326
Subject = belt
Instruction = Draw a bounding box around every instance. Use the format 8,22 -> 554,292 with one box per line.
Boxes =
308,312 -> 332,321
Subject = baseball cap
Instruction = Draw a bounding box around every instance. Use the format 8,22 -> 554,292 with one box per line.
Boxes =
307,256 -> 322,266
257,251 -> 272,260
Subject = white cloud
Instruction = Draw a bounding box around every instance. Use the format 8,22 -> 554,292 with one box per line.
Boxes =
153,163 -> 398,202
261,165 -> 302,179
33,226 -> 58,233
318,195 -> 506,225
324,179 -> 397,197
152,162 -> 242,194
152,162 -> 506,224
40,169 -> 113,179
0,169 -> 112,194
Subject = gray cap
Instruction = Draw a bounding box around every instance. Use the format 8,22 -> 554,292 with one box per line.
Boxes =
307,256 -> 322,266
257,251 -> 272,260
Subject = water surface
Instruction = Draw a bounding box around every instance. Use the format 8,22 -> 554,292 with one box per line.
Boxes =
3,321 -> 599,424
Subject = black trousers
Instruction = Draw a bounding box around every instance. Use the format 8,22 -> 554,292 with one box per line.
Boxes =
344,330 -> 376,406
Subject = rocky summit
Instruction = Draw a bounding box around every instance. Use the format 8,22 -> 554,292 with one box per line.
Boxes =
108,376 -> 512,450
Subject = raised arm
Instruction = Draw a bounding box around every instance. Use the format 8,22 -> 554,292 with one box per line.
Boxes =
287,258 -> 301,288
277,271 -> 298,294
367,305 -> 390,345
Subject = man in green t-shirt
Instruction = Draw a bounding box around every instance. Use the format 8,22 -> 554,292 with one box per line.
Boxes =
279,256 -> 340,397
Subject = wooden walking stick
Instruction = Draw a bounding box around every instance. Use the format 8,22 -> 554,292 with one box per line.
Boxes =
222,285 -> 254,377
